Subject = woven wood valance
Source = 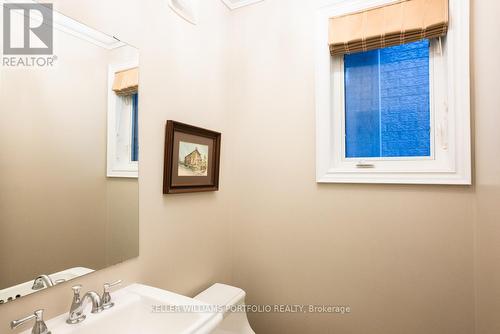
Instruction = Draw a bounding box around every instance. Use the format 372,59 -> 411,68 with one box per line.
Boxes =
112,67 -> 139,96
329,0 -> 448,56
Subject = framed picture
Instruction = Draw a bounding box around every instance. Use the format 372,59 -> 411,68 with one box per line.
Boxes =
163,121 -> 221,194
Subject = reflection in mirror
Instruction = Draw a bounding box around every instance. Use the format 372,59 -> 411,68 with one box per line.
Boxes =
0,5 -> 139,304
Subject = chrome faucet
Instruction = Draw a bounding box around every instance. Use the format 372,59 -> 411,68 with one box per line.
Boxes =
11,309 -> 51,334
66,285 -> 103,324
101,280 -> 122,309
32,275 -> 66,290
32,275 -> 54,290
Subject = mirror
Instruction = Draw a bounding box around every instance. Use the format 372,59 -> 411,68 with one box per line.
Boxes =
0,3 -> 139,304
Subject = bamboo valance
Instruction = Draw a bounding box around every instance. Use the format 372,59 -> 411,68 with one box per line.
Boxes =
329,0 -> 448,56
112,67 -> 139,96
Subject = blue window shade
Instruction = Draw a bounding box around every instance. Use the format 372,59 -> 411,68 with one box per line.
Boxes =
131,93 -> 139,162
344,39 -> 431,158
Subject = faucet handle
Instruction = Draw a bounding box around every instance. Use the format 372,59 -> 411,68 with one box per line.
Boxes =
104,280 -> 122,292
101,280 -> 122,309
11,309 -> 51,334
66,285 -> 87,325
71,285 -> 82,298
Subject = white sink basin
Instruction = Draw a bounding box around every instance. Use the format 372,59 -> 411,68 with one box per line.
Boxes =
21,284 -> 222,334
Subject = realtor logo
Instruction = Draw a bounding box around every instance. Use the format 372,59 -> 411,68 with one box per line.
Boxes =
3,3 -> 53,55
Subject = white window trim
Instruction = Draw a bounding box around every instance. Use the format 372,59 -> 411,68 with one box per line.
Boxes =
107,61 -> 139,178
315,0 -> 471,185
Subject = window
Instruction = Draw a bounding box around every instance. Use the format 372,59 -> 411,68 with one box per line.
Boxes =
131,93 -> 139,162
107,63 -> 139,178
344,40 -> 431,159
315,0 -> 471,185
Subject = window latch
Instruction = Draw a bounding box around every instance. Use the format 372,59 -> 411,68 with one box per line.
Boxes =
356,161 -> 375,169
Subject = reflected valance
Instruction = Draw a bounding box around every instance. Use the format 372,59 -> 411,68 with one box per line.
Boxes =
112,67 -> 139,96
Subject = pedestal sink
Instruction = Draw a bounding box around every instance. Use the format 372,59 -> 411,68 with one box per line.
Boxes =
20,284 -> 222,334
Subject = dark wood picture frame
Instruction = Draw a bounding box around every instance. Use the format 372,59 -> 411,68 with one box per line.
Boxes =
163,121 -> 221,194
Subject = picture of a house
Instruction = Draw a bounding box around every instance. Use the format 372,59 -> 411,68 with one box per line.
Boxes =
184,148 -> 204,168
178,142 -> 208,176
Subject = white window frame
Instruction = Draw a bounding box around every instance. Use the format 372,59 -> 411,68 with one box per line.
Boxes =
315,0 -> 471,185
107,61 -> 139,178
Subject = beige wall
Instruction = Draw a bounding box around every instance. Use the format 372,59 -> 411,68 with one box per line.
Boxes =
1,0 -> 499,334
472,0 -> 500,333
106,179 -> 139,265
0,28 -> 111,288
227,1 -> 475,333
